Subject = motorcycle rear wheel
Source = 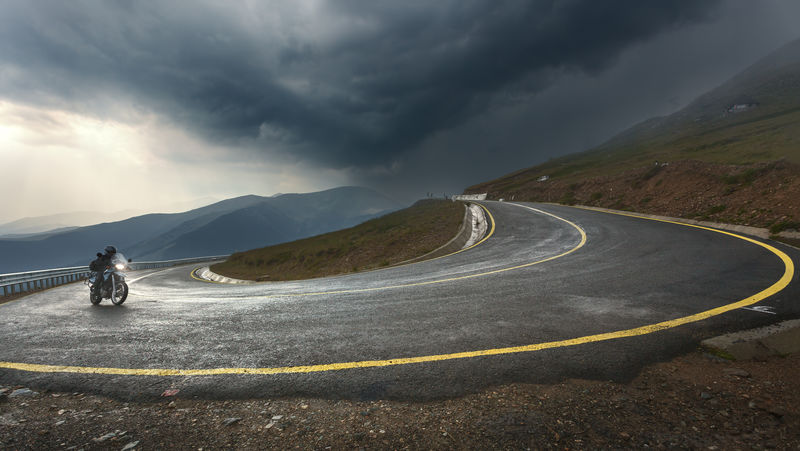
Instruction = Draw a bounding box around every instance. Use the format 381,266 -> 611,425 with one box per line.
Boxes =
112,281 -> 128,306
90,290 -> 102,305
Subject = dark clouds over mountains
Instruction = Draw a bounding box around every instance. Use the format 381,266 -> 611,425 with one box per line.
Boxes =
1,1 -> 798,200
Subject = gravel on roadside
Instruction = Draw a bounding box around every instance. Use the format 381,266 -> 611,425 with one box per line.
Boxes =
1,349 -> 798,449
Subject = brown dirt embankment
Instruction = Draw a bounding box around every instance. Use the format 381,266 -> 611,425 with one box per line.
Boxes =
468,159 -> 800,232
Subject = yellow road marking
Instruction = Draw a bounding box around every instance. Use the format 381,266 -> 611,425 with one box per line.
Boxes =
0,203 -> 794,376
187,204 -> 585,298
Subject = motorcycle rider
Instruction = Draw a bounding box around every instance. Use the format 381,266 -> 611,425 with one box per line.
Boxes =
89,245 -> 117,297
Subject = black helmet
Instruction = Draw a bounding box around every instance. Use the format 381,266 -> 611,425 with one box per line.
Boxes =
104,245 -> 117,254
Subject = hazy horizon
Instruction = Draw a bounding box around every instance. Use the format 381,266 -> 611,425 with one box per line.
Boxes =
0,187 -> 412,227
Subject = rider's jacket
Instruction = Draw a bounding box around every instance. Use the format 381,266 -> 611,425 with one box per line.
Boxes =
89,253 -> 112,272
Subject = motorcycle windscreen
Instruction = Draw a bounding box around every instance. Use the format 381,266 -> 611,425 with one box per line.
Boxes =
111,253 -> 128,266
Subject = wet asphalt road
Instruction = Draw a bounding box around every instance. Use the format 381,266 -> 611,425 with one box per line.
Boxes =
1,201 -> 798,401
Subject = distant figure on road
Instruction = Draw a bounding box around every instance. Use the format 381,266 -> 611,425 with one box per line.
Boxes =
89,245 -> 117,297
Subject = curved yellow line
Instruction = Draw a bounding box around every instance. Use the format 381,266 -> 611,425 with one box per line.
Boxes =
0,204 -> 793,376
188,203 -> 585,299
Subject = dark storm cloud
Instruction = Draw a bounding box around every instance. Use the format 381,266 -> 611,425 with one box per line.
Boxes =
344,0 -> 800,201
0,0 -> 722,169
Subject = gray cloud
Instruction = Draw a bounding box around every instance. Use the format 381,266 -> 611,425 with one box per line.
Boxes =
1,1 -> 719,165
2,0 -> 799,204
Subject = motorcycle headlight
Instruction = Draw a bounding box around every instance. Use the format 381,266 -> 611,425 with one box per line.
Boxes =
115,264 -> 125,270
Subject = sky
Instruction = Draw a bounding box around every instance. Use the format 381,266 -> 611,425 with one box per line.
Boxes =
1,0 -> 799,223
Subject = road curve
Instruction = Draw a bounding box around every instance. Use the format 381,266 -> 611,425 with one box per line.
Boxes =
1,201 -> 798,400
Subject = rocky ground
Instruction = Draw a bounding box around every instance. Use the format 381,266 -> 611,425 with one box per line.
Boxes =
2,349 -> 798,449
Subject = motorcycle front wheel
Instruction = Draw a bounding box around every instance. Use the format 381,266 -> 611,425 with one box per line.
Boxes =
112,281 -> 128,306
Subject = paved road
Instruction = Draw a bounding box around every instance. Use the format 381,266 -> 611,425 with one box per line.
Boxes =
1,202 -> 798,400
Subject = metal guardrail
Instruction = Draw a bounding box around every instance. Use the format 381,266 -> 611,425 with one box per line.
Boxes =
0,255 -> 228,297
452,193 -> 487,201
127,255 -> 228,271
0,267 -> 92,297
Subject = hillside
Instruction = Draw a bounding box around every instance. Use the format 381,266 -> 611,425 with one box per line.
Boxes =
133,187 -> 402,261
211,199 -> 464,281
465,38 -> 800,229
0,187 -> 402,273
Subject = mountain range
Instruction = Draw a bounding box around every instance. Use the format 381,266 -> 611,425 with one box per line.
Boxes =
0,187 -> 402,273
0,197 -> 220,238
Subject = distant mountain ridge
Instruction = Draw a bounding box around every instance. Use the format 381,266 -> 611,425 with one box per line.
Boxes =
0,197 -> 220,237
132,187 -> 402,261
0,210 -> 143,237
0,187 -> 403,273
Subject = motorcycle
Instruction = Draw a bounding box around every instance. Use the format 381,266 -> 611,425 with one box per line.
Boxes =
87,252 -> 132,306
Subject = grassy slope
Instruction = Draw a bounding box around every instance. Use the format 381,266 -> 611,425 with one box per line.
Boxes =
211,200 -> 464,281
470,94 -> 799,193
465,40 -> 800,228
